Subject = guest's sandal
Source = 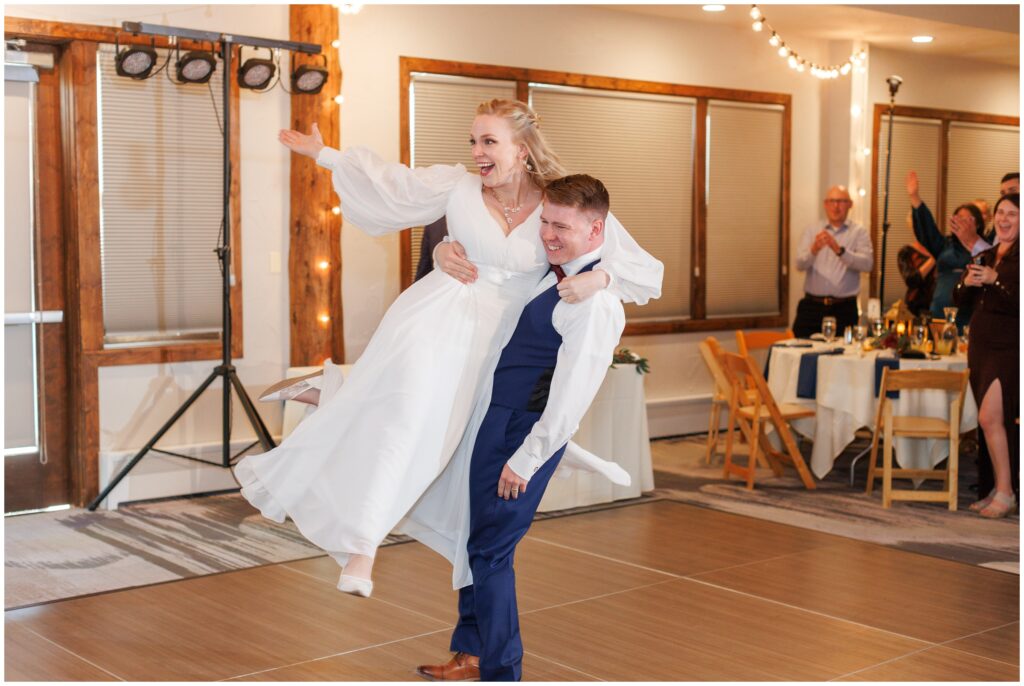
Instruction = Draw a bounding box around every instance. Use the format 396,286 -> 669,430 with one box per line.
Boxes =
978,491 -> 1017,519
968,489 -> 996,513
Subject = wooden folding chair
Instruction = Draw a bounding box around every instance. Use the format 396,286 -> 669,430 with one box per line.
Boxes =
865,368 -> 969,510
718,352 -> 817,490
735,329 -> 795,357
698,337 -> 754,464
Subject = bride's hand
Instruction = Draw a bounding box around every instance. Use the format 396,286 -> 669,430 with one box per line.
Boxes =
278,122 -> 325,159
435,240 -> 478,284
557,269 -> 609,303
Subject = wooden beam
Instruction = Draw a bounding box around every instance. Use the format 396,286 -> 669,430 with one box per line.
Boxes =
288,4 -> 344,366
6,16 -> 216,51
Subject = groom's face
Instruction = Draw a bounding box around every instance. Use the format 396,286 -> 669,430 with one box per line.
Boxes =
540,203 -> 604,266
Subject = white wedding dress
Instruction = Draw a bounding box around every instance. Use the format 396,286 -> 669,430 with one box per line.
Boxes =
234,147 -> 662,588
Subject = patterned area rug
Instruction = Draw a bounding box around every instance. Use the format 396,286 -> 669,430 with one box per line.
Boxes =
652,435 -> 1019,573
3,490 -> 658,610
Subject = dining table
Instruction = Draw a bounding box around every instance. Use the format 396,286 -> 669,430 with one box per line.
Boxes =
765,340 -> 978,480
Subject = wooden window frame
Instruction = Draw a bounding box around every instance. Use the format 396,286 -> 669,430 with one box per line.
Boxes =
869,104 -> 1019,297
398,56 -> 791,335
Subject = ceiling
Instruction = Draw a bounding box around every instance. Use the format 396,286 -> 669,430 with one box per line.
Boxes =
610,4 -> 1019,67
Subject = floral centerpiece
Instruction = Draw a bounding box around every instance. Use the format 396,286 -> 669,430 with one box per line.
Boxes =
610,348 -> 650,375
870,329 -> 913,356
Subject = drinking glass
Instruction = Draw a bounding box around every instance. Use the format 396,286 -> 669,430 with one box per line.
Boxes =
853,325 -> 867,343
872,318 -> 885,338
960,325 -> 970,353
912,324 -> 927,349
821,316 -> 837,343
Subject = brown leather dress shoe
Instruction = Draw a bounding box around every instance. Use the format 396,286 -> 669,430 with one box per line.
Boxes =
416,652 -> 480,681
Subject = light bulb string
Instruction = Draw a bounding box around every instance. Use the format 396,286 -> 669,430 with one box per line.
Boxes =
750,4 -> 866,79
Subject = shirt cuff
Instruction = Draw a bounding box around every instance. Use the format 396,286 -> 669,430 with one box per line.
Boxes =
506,449 -> 544,482
316,146 -> 343,169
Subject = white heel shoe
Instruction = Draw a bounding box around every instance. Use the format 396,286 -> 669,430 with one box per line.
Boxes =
337,574 -> 373,598
258,370 -> 324,402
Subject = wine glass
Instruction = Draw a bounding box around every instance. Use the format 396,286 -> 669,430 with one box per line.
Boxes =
822,316 -> 837,343
960,325 -> 970,353
854,325 -> 867,343
912,324 -> 927,349
872,318 -> 885,338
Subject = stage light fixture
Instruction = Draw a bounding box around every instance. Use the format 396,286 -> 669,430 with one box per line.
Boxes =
291,53 -> 329,94
176,44 -> 217,84
115,37 -> 157,79
238,47 -> 275,89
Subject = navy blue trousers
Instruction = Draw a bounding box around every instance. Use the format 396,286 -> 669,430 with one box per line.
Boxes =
449,405 -> 566,681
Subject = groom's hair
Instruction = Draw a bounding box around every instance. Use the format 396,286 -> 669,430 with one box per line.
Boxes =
543,174 -> 610,221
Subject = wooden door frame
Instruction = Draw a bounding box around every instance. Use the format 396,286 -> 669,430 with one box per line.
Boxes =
4,48 -> 71,513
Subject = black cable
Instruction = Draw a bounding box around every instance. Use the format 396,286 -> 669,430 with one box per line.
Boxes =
207,78 -> 224,135
277,50 -> 294,95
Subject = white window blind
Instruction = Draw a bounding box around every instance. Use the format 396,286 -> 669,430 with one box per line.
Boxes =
530,85 -> 695,320
877,116 -> 942,308
409,74 -> 516,281
947,121 -> 1020,216
705,101 -> 783,317
97,44 -> 224,345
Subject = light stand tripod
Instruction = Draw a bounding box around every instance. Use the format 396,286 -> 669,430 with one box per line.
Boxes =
88,23 -> 322,510
877,74 -> 903,305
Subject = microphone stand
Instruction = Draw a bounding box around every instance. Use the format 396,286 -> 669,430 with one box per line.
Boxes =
878,76 -> 902,305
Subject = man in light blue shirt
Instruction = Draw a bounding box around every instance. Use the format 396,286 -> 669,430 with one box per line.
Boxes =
792,185 -> 874,338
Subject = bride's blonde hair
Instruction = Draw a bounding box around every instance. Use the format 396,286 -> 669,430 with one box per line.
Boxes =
475,99 -> 566,187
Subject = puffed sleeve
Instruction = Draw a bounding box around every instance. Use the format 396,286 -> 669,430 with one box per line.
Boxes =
316,146 -> 466,235
595,211 -> 664,306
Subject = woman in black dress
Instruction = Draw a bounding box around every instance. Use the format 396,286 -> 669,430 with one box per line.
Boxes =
954,193 -> 1019,518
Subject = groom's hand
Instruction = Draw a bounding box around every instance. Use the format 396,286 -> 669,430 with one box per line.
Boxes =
498,464 -> 528,500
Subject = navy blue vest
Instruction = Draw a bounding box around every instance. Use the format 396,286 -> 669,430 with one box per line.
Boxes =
490,260 -> 600,413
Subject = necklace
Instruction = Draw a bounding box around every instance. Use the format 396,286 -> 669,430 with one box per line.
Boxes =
487,187 -> 523,226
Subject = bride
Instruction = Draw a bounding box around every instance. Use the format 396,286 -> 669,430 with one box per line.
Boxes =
233,99 -> 662,597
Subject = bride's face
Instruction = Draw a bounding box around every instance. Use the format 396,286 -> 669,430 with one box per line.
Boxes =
470,114 -> 526,189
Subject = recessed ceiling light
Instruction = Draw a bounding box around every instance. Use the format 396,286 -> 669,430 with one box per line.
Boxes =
912,35 -> 934,43
702,4 -> 727,12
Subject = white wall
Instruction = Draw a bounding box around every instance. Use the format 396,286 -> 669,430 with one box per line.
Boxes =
6,4 -> 293,452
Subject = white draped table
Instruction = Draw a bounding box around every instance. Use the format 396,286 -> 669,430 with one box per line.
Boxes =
282,362 -> 654,512
765,342 -> 978,479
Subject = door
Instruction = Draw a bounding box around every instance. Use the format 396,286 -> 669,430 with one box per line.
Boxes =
4,53 -> 70,512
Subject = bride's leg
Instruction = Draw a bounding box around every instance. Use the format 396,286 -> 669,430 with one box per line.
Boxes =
344,553 -> 375,579
292,388 -> 321,405
338,552 -> 376,598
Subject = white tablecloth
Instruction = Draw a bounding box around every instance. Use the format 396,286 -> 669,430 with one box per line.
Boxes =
766,342 -> 978,479
282,363 -> 653,512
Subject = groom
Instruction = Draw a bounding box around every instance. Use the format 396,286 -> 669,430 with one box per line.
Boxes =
417,175 -> 626,682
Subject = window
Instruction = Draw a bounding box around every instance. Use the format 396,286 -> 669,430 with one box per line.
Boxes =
409,74 -> 516,273
401,58 -> 790,333
872,106 -> 1019,307
97,44 -> 225,347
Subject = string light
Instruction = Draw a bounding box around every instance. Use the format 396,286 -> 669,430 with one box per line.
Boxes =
318,260 -> 330,270
331,205 -> 341,215
318,313 -> 331,324
749,5 -> 864,80
334,94 -> 344,105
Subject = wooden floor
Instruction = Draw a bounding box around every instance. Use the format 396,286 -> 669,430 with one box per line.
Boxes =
5,500 -> 1019,681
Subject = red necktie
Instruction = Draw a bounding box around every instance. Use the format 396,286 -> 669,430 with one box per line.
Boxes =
550,264 -> 566,283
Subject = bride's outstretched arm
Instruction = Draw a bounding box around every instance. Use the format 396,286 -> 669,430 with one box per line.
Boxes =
280,125 -> 466,236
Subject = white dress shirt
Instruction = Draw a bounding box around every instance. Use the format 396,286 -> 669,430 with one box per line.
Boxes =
794,220 -> 874,298
505,246 -> 627,481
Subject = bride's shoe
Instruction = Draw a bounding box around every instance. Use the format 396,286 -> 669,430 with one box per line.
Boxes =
337,574 -> 373,598
258,369 -> 324,402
